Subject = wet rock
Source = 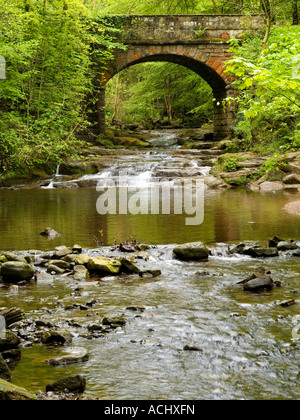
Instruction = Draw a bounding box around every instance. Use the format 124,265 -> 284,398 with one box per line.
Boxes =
0,378 -> 37,400
46,375 -> 86,393
120,257 -> 141,274
102,316 -> 126,328
278,300 -> 296,307
173,242 -> 209,261
2,252 -> 27,264
45,347 -> 88,366
259,181 -> 284,192
40,330 -> 72,345
277,241 -> 298,251
0,330 -> 21,352
73,265 -> 89,281
229,243 -> 246,254
268,236 -> 284,248
183,344 -> 203,352
46,264 -> 65,275
87,257 -> 122,276
0,354 -> 11,381
0,307 -> 24,327
40,228 -> 61,239
53,246 -> 72,259
139,270 -> 161,278
74,254 -> 90,265
1,261 -> 35,283
126,306 -> 146,313
119,243 -> 136,253
34,271 -> 54,283
243,246 -> 279,258
2,348 -> 22,371
85,298 -> 97,307
72,244 -> 82,254
243,276 -> 275,292
283,173 -> 300,184
47,260 -> 71,270
291,249 -> 300,257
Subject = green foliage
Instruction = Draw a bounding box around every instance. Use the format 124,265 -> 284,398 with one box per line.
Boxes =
0,0 -> 124,176
216,154 -> 241,172
106,62 -> 213,127
226,27 -> 300,152
260,152 -> 288,176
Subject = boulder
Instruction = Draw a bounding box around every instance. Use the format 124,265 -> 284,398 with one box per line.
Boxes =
283,173 -> 300,184
259,181 -> 284,192
2,252 -> 27,264
1,261 -> 34,283
53,246 -> 72,259
0,307 -> 24,327
45,347 -> 88,366
40,228 -> 61,238
47,260 -> 71,270
87,257 -> 122,275
243,276 -> 275,292
120,257 -> 141,274
268,236 -> 284,248
0,378 -> 37,400
0,354 -> 11,381
74,254 -> 90,265
243,247 -> 279,258
173,242 -> 209,261
73,265 -> 89,281
46,375 -> 86,393
46,264 -> 65,275
277,241 -> 298,251
139,270 -> 161,278
183,344 -> 203,352
0,330 -> 21,352
40,330 -> 72,345
34,271 -> 54,283
72,244 -> 82,254
102,316 -> 126,328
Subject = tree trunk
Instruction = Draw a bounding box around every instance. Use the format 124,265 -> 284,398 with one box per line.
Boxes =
211,0 -> 221,14
261,0 -> 274,51
292,0 -> 299,25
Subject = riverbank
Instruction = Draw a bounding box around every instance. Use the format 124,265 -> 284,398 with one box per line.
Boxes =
0,237 -> 300,399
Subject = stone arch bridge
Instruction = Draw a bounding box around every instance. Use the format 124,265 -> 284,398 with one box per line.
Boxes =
97,15 -> 263,140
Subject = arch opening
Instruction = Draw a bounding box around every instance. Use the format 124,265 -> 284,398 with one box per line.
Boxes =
106,61 -> 214,129
97,51 -> 234,140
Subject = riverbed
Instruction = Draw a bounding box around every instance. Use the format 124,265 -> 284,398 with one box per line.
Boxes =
0,130 -> 299,400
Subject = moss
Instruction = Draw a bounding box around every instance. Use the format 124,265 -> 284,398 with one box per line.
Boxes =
0,378 -> 37,400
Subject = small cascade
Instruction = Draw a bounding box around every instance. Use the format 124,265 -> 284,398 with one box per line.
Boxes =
42,180 -> 55,189
55,164 -> 61,177
41,164 -> 62,189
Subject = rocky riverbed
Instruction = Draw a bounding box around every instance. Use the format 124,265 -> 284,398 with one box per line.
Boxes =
0,236 -> 299,400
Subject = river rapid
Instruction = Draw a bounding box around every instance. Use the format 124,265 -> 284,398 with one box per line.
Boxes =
0,129 -> 299,400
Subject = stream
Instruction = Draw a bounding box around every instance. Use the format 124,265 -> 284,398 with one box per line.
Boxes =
0,129 -> 299,400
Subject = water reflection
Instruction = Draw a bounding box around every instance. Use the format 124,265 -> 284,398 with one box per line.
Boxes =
0,187 -> 300,251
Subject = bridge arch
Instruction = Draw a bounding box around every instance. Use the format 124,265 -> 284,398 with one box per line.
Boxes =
95,15 -> 264,140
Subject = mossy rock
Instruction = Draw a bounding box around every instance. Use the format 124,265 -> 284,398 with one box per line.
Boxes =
87,257 -> 122,275
0,378 -> 37,400
113,137 -> 151,148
